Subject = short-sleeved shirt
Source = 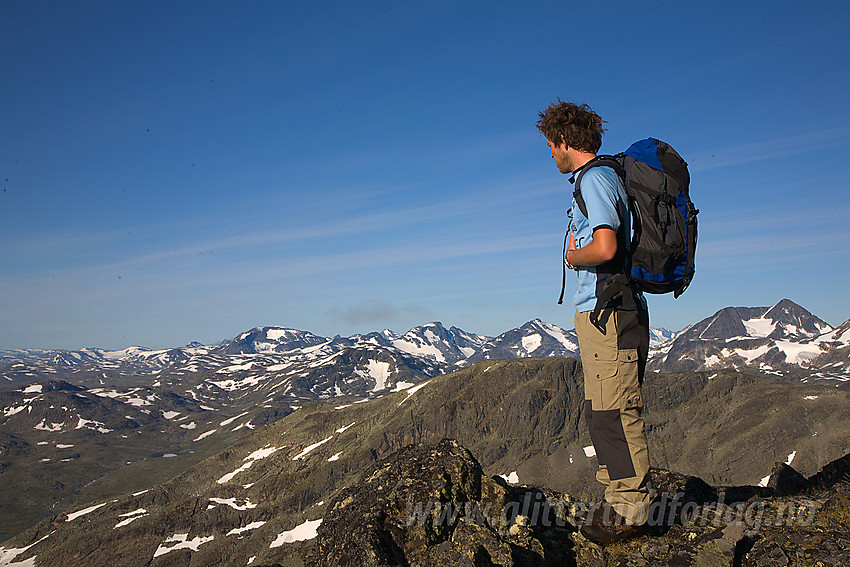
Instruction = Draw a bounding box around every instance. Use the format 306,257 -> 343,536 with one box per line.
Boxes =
567,165 -> 634,313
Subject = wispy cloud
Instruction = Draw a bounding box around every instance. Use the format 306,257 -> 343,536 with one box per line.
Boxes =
686,128 -> 849,172
0,227 -> 557,303
3,170 -> 561,283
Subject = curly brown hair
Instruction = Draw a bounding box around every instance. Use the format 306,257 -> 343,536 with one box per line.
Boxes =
536,100 -> 607,153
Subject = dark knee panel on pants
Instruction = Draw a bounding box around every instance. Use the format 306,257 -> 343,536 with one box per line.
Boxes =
584,400 -> 636,480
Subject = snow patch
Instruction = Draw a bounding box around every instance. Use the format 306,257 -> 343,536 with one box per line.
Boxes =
499,471 -> 520,484
2,405 -> 27,417
194,429 -> 218,441
774,340 -> 821,364
208,374 -> 266,391
75,417 -> 113,433
227,521 -> 266,536
114,509 -> 148,528
363,360 -> 391,392
293,436 -> 334,460
208,498 -> 257,511
34,419 -> 63,432
270,519 -> 323,546
725,345 -> 771,363
216,361 -> 258,374
66,501 -> 113,521
743,317 -> 776,338
153,533 -> 215,557
392,338 -> 446,363
0,533 -> 50,567
266,328 -> 294,341
217,445 -> 282,484
397,380 -> 430,406
220,412 -> 249,427
521,334 -> 542,353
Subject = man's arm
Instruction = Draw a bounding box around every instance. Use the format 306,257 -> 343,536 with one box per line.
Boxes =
566,227 -> 617,267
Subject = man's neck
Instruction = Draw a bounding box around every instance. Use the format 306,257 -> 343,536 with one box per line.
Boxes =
571,151 -> 598,173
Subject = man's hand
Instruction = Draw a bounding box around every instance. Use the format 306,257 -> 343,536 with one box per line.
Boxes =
566,232 -> 577,270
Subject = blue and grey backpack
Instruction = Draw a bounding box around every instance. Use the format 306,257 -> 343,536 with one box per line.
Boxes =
559,138 -> 698,317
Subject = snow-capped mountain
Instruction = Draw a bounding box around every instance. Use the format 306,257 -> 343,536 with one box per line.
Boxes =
214,326 -> 330,355
465,318 -> 579,363
650,327 -> 680,349
648,299 -> 847,381
380,322 -> 491,365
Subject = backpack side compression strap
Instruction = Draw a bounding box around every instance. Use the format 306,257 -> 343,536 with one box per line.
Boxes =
558,229 -> 569,305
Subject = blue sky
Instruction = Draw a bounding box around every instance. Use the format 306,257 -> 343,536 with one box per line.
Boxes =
2,1 -> 849,350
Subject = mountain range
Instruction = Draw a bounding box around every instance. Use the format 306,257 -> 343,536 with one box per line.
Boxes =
0,298 -> 848,558
3,299 -> 847,400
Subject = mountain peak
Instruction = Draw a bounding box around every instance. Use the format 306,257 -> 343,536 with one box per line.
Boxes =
758,299 -> 831,339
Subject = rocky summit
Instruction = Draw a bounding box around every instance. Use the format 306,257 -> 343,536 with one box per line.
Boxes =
311,439 -> 850,567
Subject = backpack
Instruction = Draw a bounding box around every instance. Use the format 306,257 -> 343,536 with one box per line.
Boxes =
558,138 -> 698,317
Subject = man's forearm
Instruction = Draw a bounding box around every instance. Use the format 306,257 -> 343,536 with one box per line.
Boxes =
567,227 -> 617,267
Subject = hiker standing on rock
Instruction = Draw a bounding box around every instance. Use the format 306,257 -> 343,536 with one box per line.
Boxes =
537,100 -> 651,544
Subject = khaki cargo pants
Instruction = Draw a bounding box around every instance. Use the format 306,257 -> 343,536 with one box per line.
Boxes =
575,308 -> 651,526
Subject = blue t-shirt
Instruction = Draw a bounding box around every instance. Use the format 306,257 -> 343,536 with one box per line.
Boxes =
567,165 -> 634,312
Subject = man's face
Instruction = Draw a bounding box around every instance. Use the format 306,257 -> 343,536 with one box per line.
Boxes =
548,138 -> 573,174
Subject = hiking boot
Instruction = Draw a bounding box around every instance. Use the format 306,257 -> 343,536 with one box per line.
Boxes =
580,500 -> 646,545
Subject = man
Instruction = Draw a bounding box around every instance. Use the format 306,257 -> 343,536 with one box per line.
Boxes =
536,100 -> 651,544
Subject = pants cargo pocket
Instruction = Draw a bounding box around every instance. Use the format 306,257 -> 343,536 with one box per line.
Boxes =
583,343 -> 618,412
618,348 -> 642,412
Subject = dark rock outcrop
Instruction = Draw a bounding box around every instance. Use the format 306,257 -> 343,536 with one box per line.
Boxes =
310,438 -> 577,566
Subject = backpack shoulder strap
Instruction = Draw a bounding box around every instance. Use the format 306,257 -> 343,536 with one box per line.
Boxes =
570,155 -> 624,219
